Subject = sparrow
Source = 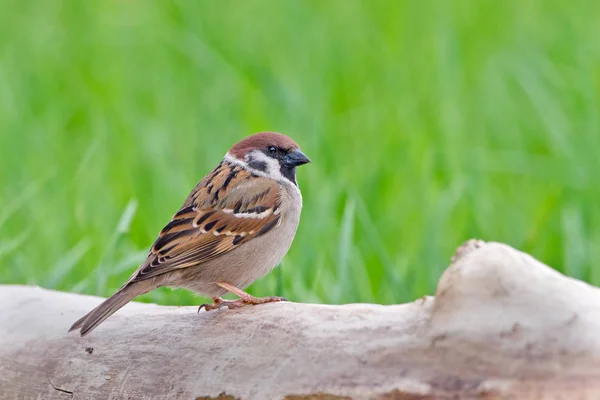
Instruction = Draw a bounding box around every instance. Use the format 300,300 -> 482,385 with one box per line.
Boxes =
69,132 -> 310,336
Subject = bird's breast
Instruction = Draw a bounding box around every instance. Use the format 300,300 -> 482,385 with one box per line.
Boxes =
175,183 -> 303,297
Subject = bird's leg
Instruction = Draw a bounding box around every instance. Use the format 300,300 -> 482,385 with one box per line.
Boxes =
216,282 -> 287,305
198,283 -> 288,312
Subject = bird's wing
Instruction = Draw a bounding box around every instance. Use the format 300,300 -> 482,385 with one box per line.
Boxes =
129,163 -> 283,282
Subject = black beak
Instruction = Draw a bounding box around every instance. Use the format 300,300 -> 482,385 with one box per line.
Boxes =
283,149 -> 311,168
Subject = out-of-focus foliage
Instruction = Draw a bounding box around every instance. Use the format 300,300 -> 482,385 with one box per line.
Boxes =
1,0 -> 599,305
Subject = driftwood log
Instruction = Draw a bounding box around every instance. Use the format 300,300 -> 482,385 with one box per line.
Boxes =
1,240 -> 600,399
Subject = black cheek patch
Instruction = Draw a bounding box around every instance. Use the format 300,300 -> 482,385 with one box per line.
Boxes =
248,160 -> 268,172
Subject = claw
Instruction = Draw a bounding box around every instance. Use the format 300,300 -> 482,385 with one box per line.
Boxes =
198,297 -> 226,313
197,303 -> 212,313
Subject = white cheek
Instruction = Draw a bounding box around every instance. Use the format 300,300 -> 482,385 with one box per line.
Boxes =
224,151 -> 299,193
264,157 -> 285,180
246,151 -> 284,181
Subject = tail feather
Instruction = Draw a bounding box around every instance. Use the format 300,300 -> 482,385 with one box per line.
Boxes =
69,283 -> 148,336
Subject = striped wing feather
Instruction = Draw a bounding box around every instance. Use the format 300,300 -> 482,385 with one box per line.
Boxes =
130,163 -> 282,282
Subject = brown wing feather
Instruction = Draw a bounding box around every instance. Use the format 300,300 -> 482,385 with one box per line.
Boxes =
129,162 -> 282,282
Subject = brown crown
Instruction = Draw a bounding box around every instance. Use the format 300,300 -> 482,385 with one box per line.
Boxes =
229,132 -> 300,159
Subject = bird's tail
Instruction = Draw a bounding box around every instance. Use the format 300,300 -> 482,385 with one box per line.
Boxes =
69,281 -> 150,337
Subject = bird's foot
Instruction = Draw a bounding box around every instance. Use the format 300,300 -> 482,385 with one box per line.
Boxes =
198,297 -> 239,312
198,295 -> 287,313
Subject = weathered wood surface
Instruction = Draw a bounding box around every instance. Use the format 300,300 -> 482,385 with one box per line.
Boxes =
1,240 -> 600,399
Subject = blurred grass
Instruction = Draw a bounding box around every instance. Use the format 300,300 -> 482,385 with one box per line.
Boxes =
1,0 -> 599,306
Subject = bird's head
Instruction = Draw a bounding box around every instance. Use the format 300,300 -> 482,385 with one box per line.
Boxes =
226,132 -> 311,186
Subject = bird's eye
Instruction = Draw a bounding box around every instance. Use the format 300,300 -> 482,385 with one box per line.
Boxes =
268,146 -> 277,154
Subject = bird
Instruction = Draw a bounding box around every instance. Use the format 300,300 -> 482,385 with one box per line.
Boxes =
69,131 -> 310,336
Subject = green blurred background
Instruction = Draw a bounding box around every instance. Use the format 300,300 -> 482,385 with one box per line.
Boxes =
1,1 -> 599,306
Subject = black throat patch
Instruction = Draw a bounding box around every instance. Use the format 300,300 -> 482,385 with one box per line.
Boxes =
280,165 -> 297,186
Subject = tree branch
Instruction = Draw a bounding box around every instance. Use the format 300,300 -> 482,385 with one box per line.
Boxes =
1,240 -> 600,399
